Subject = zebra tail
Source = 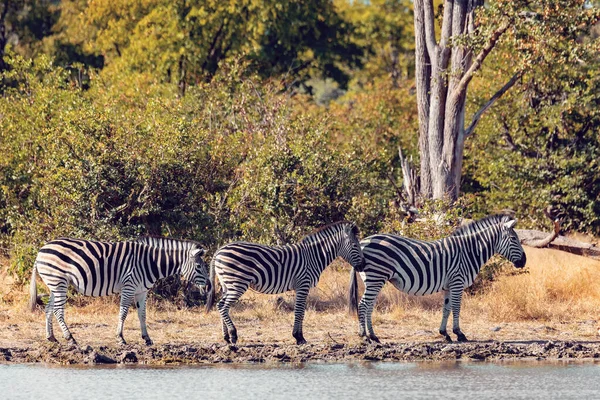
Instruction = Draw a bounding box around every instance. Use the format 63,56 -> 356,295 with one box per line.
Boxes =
348,267 -> 359,316
205,257 -> 216,313
29,262 -> 38,312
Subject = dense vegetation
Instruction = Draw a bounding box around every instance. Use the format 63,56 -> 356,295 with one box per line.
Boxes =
1,0 -> 599,282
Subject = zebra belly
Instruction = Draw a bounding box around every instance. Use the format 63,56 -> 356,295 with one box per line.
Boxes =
390,275 -> 443,296
249,280 -> 294,295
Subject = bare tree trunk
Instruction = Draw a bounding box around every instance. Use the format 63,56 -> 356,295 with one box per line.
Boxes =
412,0 -> 520,201
413,0 -> 432,197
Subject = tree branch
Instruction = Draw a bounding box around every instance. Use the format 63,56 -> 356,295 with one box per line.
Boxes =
451,21 -> 510,101
439,0 -> 454,50
464,70 -> 523,136
422,0 -> 437,59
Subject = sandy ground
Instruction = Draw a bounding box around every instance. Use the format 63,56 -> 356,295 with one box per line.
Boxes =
1,297 -> 600,364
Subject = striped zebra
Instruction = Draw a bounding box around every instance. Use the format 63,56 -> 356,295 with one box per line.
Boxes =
29,236 -> 210,346
206,221 -> 366,345
349,215 -> 526,343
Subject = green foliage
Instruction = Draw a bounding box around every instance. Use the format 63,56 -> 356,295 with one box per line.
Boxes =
463,18 -> 600,233
50,0 -> 363,93
380,199 -> 465,240
337,0 -> 414,86
0,55 -> 407,281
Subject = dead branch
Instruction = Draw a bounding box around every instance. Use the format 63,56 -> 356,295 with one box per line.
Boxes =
398,147 -> 419,208
516,206 -> 600,261
518,206 -> 561,248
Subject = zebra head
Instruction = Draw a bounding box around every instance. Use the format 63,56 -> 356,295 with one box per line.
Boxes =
338,223 -> 366,272
182,246 -> 211,291
496,218 -> 526,268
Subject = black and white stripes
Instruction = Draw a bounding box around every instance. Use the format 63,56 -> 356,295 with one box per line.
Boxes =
29,237 -> 209,345
206,221 -> 365,344
349,215 -> 526,343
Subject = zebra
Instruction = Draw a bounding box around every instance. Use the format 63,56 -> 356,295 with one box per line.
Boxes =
29,236 -> 210,346
206,221 -> 366,345
349,215 -> 526,343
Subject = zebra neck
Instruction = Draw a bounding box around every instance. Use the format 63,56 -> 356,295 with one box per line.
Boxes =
449,226 -> 500,273
148,248 -> 182,281
301,237 -> 338,273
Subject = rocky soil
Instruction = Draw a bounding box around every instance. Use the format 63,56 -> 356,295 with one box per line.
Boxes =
2,340 -> 600,365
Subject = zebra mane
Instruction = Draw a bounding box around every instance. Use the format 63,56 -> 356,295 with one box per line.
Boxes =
301,221 -> 359,243
451,214 -> 514,237
136,235 -> 203,250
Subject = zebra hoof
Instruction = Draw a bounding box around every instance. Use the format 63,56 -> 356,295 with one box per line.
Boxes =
144,338 -> 154,346
67,337 -> 78,347
456,333 -> 468,342
440,331 -> 453,342
117,336 -> 127,346
46,336 -> 58,343
230,333 -> 238,345
293,331 -> 307,345
368,335 -> 381,344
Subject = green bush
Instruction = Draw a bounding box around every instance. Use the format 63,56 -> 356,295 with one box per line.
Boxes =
0,55 -> 403,283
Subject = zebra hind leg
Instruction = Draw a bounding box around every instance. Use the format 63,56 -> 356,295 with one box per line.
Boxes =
45,292 -> 58,343
52,289 -> 77,346
357,298 -> 367,338
217,288 -> 245,344
363,281 -> 384,343
364,302 -> 380,343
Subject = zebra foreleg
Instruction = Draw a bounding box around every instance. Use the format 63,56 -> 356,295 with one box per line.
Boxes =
439,291 -> 453,342
450,289 -> 468,342
135,291 -> 153,346
117,290 -> 135,345
292,287 -> 310,345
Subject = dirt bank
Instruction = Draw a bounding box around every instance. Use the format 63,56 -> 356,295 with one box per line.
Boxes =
2,340 -> 600,365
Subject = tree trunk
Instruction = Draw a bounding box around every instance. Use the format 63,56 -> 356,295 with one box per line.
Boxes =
412,0 -> 519,201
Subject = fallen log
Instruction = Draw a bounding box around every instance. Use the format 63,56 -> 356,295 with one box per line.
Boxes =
517,229 -> 600,260
511,206 -> 599,261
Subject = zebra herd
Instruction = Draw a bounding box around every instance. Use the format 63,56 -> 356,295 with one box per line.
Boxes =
29,215 -> 526,346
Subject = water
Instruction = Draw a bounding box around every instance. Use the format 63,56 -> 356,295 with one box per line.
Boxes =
2,361 -> 599,399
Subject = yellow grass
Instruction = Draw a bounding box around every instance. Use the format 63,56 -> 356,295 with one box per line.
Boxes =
1,246 -> 599,347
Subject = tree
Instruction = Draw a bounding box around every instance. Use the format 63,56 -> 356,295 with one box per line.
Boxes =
54,0 -> 362,95
412,0 -> 600,201
336,0 -> 414,87
0,0 -> 59,71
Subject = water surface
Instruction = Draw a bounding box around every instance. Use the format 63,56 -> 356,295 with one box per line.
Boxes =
2,361 -> 599,399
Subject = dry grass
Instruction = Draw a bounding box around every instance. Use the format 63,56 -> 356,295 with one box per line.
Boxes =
1,246 -> 600,347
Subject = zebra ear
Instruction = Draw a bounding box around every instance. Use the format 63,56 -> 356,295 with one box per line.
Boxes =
504,219 -> 517,229
191,248 -> 205,257
344,222 -> 359,238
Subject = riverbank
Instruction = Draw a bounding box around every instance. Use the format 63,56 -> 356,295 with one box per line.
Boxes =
3,340 -> 600,364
